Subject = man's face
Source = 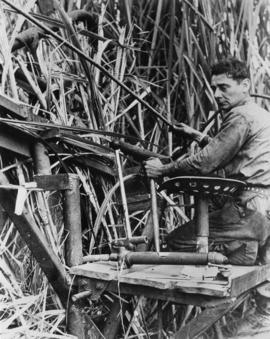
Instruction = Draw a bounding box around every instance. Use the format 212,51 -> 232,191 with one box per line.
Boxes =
211,73 -> 250,111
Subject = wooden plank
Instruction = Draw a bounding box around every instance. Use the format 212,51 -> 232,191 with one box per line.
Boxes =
75,157 -> 116,177
119,265 -> 228,296
71,262 -> 270,298
0,93 -> 45,122
0,93 -> 28,119
70,262 -> 229,296
175,293 -> 247,339
106,280 -> 233,307
41,129 -> 116,176
0,172 -> 70,305
34,174 -> 73,190
0,124 -> 32,157
173,281 -> 228,297
230,264 -> 270,297
71,262 -> 119,280
120,271 -> 171,290
175,303 -> 232,339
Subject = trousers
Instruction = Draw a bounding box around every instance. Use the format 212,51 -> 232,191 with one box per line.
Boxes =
166,188 -> 270,265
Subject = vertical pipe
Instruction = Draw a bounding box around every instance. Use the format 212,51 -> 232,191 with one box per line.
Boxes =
115,149 -> 132,238
150,179 -> 160,253
33,142 -> 51,175
64,174 -> 87,338
64,174 -> 82,267
32,143 -> 88,337
194,196 -> 209,253
32,142 -> 57,251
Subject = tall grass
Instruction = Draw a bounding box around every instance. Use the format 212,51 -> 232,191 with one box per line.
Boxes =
0,0 -> 270,337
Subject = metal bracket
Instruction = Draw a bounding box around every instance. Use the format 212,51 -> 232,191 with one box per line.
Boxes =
79,278 -> 110,301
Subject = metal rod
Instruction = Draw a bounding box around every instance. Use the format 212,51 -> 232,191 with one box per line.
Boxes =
64,174 -> 82,266
118,236 -> 148,244
83,253 -> 118,263
115,149 -> 132,239
194,197 -> 209,253
125,251 -> 228,266
71,290 -> 92,303
112,236 -> 148,247
83,251 -> 228,265
150,179 -> 160,253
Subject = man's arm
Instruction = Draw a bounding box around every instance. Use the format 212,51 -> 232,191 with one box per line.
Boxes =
172,123 -> 211,147
145,113 -> 249,178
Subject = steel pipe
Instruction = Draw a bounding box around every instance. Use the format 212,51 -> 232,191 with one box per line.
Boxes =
194,197 -> 209,253
124,251 -> 228,266
82,253 -> 119,263
150,179 -> 160,253
83,251 -> 228,265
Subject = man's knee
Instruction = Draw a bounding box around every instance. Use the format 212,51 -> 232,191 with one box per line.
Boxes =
226,240 -> 258,265
165,222 -> 196,251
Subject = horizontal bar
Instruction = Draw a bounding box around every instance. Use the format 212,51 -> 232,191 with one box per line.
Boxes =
34,174 -> 75,191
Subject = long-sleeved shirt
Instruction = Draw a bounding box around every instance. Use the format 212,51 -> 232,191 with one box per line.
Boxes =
165,98 -> 270,187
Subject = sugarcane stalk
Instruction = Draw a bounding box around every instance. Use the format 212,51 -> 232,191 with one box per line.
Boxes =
115,149 -> 132,239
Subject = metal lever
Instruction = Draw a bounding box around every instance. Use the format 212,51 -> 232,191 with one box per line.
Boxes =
150,178 -> 160,253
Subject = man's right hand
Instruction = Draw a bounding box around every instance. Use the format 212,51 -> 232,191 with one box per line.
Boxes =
171,123 -> 198,137
172,123 -> 205,143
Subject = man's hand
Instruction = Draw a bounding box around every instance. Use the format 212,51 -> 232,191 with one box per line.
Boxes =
172,123 -> 197,137
172,123 -> 205,143
144,157 -> 165,178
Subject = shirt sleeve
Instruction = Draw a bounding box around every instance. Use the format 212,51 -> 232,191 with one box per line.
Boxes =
163,112 -> 250,176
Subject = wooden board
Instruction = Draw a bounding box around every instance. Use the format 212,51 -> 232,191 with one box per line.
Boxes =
0,93 -> 46,122
70,262 -> 120,280
0,124 -> 33,157
175,292 -> 247,339
229,264 -> 270,297
70,262 -> 270,298
34,174 -> 73,191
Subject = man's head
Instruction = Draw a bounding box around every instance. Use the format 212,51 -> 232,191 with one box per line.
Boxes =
211,58 -> 251,111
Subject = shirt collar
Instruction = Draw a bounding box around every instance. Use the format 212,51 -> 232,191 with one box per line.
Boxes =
221,96 -> 253,118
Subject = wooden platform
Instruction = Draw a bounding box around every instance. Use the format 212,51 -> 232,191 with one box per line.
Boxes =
70,262 -> 270,299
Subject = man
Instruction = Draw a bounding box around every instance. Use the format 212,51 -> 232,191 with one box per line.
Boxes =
145,58 -> 270,335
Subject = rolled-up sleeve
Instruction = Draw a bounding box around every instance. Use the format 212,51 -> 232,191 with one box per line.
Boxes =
164,113 -> 250,176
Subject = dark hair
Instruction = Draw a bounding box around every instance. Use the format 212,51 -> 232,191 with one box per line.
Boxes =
211,58 -> 250,81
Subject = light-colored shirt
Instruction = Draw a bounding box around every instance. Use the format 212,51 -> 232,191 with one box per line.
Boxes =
165,98 -> 270,186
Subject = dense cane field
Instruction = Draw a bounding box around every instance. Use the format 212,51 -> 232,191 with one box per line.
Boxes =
0,0 -> 270,338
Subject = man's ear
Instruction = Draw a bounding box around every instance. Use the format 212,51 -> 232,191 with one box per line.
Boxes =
242,78 -> 251,93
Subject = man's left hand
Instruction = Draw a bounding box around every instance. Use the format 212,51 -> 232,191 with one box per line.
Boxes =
144,158 -> 165,178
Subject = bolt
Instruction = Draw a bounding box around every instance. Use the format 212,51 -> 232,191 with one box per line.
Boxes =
96,281 -> 105,290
